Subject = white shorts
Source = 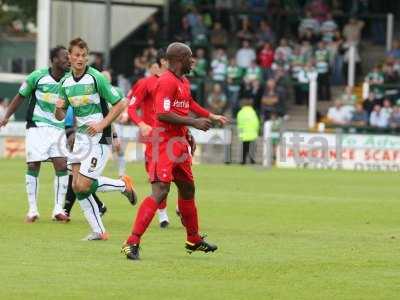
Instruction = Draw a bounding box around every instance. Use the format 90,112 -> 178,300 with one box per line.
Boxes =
67,142 -> 111,179
26,127 -> 66,163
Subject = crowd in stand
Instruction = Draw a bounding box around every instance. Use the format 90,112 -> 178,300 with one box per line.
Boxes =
327,40 -> 400,130
126,0 -> 378,126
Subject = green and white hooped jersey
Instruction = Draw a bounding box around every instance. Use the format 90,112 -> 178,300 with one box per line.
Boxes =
58,66 -> 122,145
19,68 -> 66,129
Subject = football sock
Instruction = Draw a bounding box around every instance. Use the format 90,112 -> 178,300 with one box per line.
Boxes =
53,171 -> 68,215
157,199 -> 168,222
97,177 -> 125,192
64,175 -> 76,214
157,208 -> 169,224
92,193 -> 105,210
77,194 -> 105,234
178,198 -> 202,244
126,196 -> 158,245
118,154 -> 126,177
25,170 -> 39,215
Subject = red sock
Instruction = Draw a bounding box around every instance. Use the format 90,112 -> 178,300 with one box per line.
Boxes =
178,198 -> 202,244
126,196 -> 158,245
158,198 -> 167,210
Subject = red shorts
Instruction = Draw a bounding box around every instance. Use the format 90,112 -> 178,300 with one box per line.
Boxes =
146,139 -> 193,183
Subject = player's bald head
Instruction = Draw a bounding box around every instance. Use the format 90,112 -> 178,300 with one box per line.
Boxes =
166,42 -> 192,62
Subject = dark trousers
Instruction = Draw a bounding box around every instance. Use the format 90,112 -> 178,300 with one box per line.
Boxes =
317,72 -> 331,101
241,141 -> 256,164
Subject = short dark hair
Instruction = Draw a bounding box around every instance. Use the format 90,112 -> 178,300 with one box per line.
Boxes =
68,37 -> 89,53
156,48 -> 166,67
50,45 -> 66,62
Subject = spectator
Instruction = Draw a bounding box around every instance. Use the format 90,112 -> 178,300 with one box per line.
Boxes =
381,98 -> 393,119
143,39 -> 158,61
255,20 -> 276,46
237,98 -> 260,165
306,0 -> 330,23
207,82 -> 228,116
365,64 -> 385,100
227,57 -> 243,116
175,16 -> 191,43
90,53 -> 104,71
146,16 -> 161,41
236,40 -> 256,68
315,41 -> 331,101
327,100 -> 350,125
370,104 -> 389,128
275,38 -> 292,62
300,40 -> 313,63
383,56 -> 400,83
192,48 -> 208,78
241,79 -> 264,115
191,14 -> 208,47
258,42 -> 275,80
236,17 -> 254,42
289,45 -> 304,80
294,61 -> 316,105
261,79 -> 286,120
211,48 -> 228,82
244,60 -> 263,83
389,102 -> 400,128
386,39 -> 400,59
351,103 -> 368,127
343,17 -> 365,44
362,92 -> 380,116
210,22 -> 228,48
320,13 -> 338,42
271,51 -> 290,75
132,55 -> 146,81
298,10 -> 320,40
341,86 -> 358,104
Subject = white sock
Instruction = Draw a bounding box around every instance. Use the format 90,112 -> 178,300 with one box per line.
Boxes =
118,154 -> 126,177
25,174 -> 39,215
78,195 -> 105,234
97,176 -> 125,193
158,208 -> 169,223
53,174 -> 69,215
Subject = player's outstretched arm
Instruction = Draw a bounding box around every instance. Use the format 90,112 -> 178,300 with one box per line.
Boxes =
86,98 -> 127,136
0,94 -> 24,128
158,112 -> 212,131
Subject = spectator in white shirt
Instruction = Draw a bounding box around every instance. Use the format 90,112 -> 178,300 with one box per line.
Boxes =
327,100 -> 350,125
211,48 -> 228,82
299,10 -> 320,39
370,104 -> 389,128
275,38 -> 292,62
320,13 -> 338,42
236,40 -> 256,68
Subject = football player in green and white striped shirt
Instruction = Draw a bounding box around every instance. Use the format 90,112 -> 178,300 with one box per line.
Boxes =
54,38 -> 137,241
0,46 -> 71,223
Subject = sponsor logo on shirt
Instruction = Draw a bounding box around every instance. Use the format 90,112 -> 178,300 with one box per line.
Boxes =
172,99 -> 189,109
163,98 -> 171,111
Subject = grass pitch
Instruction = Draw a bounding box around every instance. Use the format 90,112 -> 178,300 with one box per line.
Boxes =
0,158 -> 399,300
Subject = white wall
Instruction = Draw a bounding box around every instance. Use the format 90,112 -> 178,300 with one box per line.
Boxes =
50,1 -> 158,52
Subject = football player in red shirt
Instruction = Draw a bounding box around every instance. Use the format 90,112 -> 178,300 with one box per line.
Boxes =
127,50 -> 171,228
121,42 -> 228,260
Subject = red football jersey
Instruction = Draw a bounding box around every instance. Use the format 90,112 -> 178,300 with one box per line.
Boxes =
127,75 -> 159,127
155,70 -> 210,138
